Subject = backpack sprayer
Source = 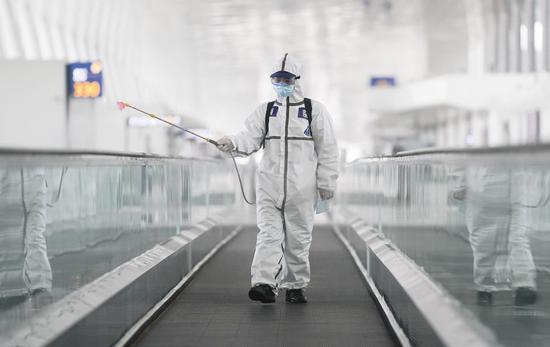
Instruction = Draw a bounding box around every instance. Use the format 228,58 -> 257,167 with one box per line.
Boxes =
117,101 -> 255,205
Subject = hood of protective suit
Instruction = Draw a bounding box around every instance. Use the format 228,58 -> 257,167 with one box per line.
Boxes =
271,53 -> 304,103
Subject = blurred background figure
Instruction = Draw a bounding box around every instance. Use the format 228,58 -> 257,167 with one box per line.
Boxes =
0,169 -> 52,305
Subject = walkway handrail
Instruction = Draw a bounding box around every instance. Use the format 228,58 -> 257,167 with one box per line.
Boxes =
0,147 -> 221,161
347,143 -> 550,164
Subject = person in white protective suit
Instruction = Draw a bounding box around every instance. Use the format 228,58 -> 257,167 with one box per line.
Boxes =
0,168 -> 52,303
451,166 -> 539,306
217,53 -> 339,303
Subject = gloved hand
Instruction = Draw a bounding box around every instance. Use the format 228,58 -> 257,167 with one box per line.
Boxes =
318,188 -> 334,200
216,137 -> 234,153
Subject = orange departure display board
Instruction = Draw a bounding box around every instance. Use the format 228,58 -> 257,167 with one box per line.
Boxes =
67,61 -> 103,98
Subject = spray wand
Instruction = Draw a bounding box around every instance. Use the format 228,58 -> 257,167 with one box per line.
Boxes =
117,101 -> 255,205
117,101 -> 219,146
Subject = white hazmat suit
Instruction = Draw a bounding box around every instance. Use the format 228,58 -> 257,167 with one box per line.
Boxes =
229,55 -> 339,289
0,169 -> 52,298
464,167 -> 537,292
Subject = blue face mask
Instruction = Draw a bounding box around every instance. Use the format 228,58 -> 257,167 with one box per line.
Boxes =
272,82 -> 295,97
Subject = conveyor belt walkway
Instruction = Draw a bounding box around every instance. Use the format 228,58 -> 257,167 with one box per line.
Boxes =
132,226 -> 397,347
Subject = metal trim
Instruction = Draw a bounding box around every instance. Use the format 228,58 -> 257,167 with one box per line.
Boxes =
0,147 -> 218,160
333,209 -> 502,347
348,143 -> 550,163
332,224 -> 411,347
114,226 -> 242,347
0,148 -> 221,168
1,217 -> 241,347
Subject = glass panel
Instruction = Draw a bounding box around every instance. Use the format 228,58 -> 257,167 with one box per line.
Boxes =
0,154 -> 236,337
336,151 -> 550,347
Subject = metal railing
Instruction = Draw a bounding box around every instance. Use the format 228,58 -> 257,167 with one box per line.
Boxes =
335,144 -> 550,347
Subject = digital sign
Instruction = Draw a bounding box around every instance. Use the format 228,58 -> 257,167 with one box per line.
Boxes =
370,76 -> 396,88
67,61 -> 103,98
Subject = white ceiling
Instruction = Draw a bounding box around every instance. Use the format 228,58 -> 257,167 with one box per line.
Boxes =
130,0 -> 427,142
1,0 -> 429,145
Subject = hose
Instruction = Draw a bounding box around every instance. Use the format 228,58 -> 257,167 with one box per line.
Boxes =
229,152 -> 255,205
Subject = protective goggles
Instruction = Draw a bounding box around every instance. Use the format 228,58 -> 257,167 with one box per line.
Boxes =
270,76 -> 297,85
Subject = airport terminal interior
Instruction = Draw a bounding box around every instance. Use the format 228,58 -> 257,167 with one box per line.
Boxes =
1,0 -> 550,346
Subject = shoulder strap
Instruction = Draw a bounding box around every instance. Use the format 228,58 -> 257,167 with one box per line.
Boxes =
261,101 -> 275,148
304,98 -> 313,137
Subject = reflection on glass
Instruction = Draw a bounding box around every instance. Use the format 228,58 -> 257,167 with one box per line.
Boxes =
337,156 -> 550,347
461,168 -> 538,306
0,157 -> 237,341
0,169 -> 52,304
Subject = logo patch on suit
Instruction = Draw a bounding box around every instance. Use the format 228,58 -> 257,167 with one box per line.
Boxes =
270,106 -> 279,117
304,126 -> 312,137
297,107 -> 308,119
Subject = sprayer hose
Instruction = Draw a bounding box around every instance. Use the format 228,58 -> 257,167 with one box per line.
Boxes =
229,152 -> 255,205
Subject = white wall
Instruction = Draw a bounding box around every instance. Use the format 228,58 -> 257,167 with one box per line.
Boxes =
423,0 -> 469,76
67,100 -> 127,152
0,0 -> 430,156
0,58 -> 164,153
540,109 -> 550,142
0,60 -> 66,149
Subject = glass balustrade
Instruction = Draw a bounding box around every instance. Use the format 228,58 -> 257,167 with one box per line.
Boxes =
0,152 -> 238,338
335,149 -> 550,347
